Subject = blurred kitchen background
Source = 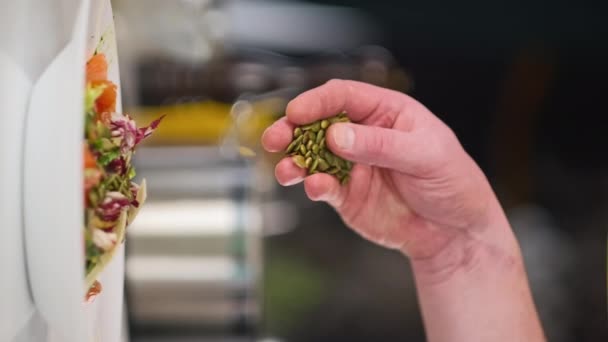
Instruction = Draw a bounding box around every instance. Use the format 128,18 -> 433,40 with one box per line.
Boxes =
110,0 -> 607,341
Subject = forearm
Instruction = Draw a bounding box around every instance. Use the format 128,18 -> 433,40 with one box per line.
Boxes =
410,203 -> 545,342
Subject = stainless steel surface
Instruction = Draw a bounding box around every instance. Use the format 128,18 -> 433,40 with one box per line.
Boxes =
127,147 -> 269,333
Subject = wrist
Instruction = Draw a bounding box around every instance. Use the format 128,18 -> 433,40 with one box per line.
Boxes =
410,200 -> 522,286
409,201 -> 546,342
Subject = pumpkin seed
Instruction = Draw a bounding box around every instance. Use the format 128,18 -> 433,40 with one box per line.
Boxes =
294,127 -> 302,138
305,157 -> 313,168
292,155 -> 306,168
310,158 -> 319,173
284,112 -> 353,184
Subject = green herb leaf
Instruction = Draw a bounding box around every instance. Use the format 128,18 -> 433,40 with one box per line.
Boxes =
98,148 -> 120,166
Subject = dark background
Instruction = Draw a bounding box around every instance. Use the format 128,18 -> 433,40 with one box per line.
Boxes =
120,0 -> 608,341
264,1 -> 607,341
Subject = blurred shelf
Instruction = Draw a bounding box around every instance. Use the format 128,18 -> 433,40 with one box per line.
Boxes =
128,199 -> 261,238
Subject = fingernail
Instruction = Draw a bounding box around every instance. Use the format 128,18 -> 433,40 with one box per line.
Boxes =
317,191 -> 334,203
332,124 -> 355,150
283,176 -> 304,186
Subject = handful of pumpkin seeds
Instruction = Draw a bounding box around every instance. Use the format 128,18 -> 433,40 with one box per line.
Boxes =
285,112 -> 353,185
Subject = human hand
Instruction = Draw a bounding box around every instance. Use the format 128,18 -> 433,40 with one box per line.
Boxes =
262,80 -> 545,341
262,80 -> 500,261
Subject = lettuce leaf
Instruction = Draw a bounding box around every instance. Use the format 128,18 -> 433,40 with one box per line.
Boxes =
98,148 -> 120,166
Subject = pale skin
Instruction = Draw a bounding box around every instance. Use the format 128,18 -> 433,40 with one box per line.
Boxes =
262,80 -> 546,342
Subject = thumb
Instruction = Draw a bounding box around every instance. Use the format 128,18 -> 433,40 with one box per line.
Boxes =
326,123 -> 440,175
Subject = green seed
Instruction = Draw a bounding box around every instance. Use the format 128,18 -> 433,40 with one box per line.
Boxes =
286,141 -> 297,154
302,121 -> 320,131
316,130 -> 324,143
305,157 -> 313,168
295,127 -> 303,137
310,158 -> 319,173
318,158 -> 329,171
329,116 -> 341,124
329,113 -> 350,124
286,135 -> 303,153
340,175 -> 350,185
283,112 -> 353,184
307,131 -> 315,141
292,155 -> 306,168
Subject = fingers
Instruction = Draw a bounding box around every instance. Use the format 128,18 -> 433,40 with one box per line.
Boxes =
303,173 -> 345,208
326,122 -> 442,175
286,79 -> 407,125
264,79 -> 419,155
275,157 -> 306,186
275,157 -> 346,207
261,117 -> 295,152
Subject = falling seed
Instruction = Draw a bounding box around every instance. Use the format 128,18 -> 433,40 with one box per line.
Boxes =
238,146 -> 256,158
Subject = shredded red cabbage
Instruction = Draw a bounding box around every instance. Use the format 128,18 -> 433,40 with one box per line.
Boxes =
95,191 -> 131,222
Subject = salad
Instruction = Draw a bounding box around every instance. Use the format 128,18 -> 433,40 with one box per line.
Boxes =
83,53 -> 162,300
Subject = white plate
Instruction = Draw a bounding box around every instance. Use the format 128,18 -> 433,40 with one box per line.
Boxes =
23,0 -> 127,341
23,1 -> 90,340
23,16 -> 90,342
0,53 -> 36,342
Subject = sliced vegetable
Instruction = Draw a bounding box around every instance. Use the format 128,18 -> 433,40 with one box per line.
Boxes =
85,83 -> 106,115
86,53 -> 108,83
92,80 -> 117,120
